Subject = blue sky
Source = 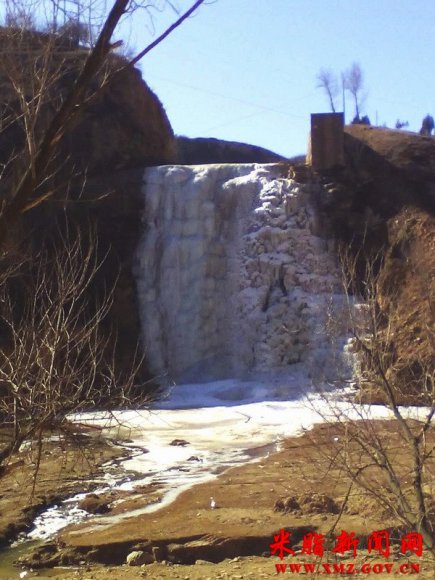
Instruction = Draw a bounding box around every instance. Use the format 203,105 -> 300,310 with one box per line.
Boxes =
119,0 -> 434,157
4,0 -> 433,158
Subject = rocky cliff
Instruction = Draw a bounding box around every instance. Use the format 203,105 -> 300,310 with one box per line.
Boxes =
0,28 -> 176,172
175,136 -> 290,164
0,28 -> 175,388
314,125 -> 434,402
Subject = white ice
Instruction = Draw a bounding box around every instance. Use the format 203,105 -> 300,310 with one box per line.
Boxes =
24,164 -> 434,540
26,375 -> 432,540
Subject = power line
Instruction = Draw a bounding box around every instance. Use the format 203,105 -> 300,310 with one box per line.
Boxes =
202,109 -> 275,133
145,72 -> 309,120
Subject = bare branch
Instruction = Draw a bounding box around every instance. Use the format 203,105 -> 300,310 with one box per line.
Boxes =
316,68 -> 338,113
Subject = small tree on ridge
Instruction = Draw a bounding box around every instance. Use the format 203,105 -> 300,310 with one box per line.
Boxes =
316,68 -> 339,113
344,62 -> 365,123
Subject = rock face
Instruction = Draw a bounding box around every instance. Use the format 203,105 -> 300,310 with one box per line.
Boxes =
0,28 -> 175,172
63,63 -> 175,171
136,164 -> 350,383
0,29 -> 175,386
175,136 -> 287,164
319,126 -> 435,401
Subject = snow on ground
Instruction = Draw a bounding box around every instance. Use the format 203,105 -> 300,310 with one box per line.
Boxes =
26,373 -> 432,541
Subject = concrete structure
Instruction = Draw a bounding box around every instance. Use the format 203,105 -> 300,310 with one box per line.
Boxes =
308,113 -> 344,170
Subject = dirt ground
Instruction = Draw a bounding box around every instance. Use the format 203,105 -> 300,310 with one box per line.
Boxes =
1,419 -> 433,579
0,426 -> 127,547
32,555 -> 435,580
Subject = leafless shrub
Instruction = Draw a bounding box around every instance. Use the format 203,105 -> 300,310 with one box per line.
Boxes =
0,0 -> 206,242
309,245 -> 434,556
0,225 -> 146,476
0,0 -> 207,489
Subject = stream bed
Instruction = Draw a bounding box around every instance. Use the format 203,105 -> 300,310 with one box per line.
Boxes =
18,373 -> 432,543
0,374 -> 431,577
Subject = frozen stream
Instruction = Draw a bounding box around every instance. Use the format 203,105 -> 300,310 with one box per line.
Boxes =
25,373 -> 431,541
23,163 -> 433,541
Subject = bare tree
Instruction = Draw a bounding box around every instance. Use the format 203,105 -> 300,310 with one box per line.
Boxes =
0,224 -> 144,474
0,0 -> 206,485
395,119 -> 409,130
0,0 -> 206,245
316,68 -> 338,113
343,62 -> 365,123
310,246 -> 435,556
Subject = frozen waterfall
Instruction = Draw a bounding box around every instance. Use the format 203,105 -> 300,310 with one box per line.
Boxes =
135,164 -> 350,385
21,165 -> 358,544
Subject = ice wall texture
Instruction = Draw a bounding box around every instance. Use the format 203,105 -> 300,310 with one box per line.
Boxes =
136,164 -> 349,384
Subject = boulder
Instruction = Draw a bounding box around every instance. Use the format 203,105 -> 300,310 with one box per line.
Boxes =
78,493 -> 111,515
126,550 -> 154,566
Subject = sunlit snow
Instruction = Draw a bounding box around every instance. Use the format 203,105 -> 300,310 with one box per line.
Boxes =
26,374 -> 431,540
24,164 -> 433,540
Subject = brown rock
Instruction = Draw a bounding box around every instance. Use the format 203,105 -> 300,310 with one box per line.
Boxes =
298,492 -> 339,514
126,550 -> 154,566
169,439 -> 190,447
78,494 -> 111,515
274,496 -> 300,513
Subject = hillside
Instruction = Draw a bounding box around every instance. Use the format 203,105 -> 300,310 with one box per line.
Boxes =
0,122 -> 434,577
314,125 -> 435,403
0,28 -> 176,387
345,124 -> 435,185
175,135 -> 291,164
